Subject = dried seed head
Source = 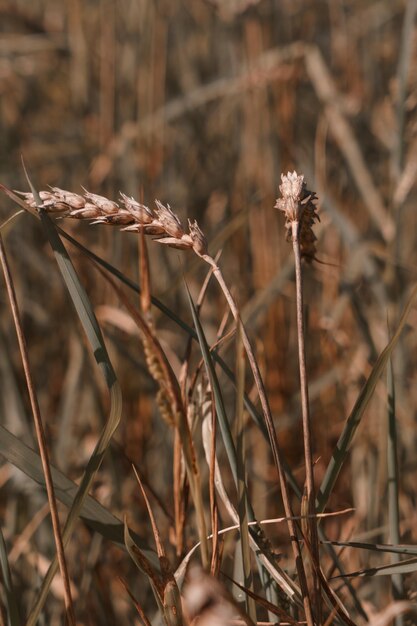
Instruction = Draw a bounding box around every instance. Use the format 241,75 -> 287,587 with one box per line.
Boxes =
156,389 -> 175,427
119,192 -> 154,224
275,171 -> 320,262
188,219 -> 208,255
275,171 -> 306,222
121,222 -> 167,235
18,190 -> 62,211
51,187 -> 85,209
48,202 -> 71,213
17,186 -> 212,260
154,200 -> 184,238
82,188 -> 119,215
153,236 -> 193,250
16,190 -> 45,202
69,203 -> 102,219
90,210 -> 135,226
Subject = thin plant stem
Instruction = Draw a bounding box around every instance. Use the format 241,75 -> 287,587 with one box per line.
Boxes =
291,221 -> 321,622
93,260 -> 209,568
0,234 -> 76,626
387,356 -> 404,626
201,252 -> 315,626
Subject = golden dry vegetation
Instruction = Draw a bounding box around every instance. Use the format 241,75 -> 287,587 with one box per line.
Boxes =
0,1 -> 417,625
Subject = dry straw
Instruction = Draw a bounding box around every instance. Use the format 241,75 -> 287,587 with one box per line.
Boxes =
275,171 -> 321,620
18,188 -> 208,254
19,177 -> 322,625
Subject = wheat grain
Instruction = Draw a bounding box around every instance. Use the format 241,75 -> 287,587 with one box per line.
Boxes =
17,188 -> 208,256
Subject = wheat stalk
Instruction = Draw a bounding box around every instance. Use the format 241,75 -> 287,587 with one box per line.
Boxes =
0,232 -> 76,625
275,171 -> 321,621
18,187 -> 208,253
18,180 -> 318,624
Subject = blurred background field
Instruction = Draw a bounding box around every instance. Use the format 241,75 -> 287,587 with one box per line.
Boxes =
1,1 -> 417,624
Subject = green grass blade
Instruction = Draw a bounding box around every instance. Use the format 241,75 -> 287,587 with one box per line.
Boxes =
317,284 -> 417,513
0,525 -> 20,626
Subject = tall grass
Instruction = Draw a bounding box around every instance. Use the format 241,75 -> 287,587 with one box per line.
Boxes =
0,170 -> 417,624
1,2 -> 417,624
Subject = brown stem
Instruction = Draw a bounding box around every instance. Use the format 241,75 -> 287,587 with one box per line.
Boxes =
202,253 -> 315,626
291,221 -> 321,621
0,234 -> 76,625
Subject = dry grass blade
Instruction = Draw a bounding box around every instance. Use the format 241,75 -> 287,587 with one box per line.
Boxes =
201,405 -> 238,523
391,0 -> 417,178
124,520 -> 165,616
322,540 -> 417,556
331,556 -> 417,578
305,45 -> 394,242
0,232 -> 76,626
317,283 -> 417,513
208,390 -> 220,576
222,572 -> 299,626
185,275 -> 289,603
18,193 -> 122,624
235,323 -> 256,622
276,171 -> 321,620
185,280 -> 239,486
93,263 -> 209,567
302,533 -> 356,626
0,526 -> 20,626
0,423 -> 156,560
185,262 -> 312,609
0,210 -> 25,233
139,227 -> 152,318
1,184 -> 279,468
132,466 -> 183,626
118,577 -> 152,626
1,174 -> 384,621
387,356 -> 405,620
2,7 -> 415,622
132,466 -> 166,560
187,274 -> 298,599
194,255 -> 314,625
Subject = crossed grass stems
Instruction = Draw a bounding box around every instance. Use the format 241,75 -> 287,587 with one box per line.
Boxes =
1,172 -> 388,625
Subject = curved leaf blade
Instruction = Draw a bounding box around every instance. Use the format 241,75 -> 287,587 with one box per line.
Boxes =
317,284 -> 417,513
